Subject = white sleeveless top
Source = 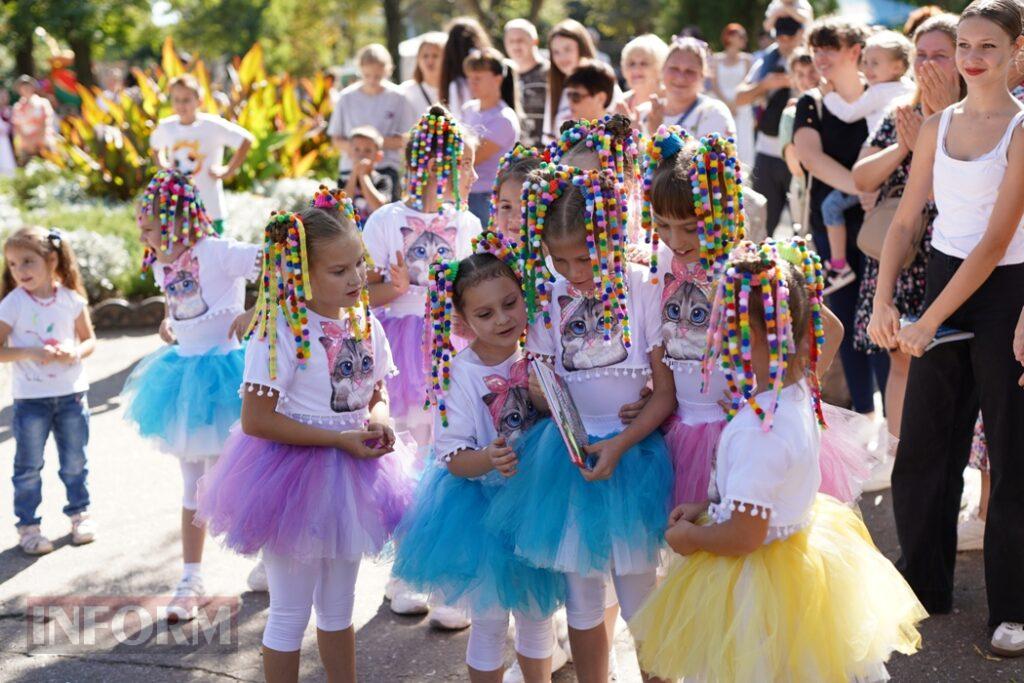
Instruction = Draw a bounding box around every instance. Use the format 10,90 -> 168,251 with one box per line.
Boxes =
932,105 -> 1024,265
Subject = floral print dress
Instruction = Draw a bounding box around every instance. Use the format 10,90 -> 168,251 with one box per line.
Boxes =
852,106 -> 937,354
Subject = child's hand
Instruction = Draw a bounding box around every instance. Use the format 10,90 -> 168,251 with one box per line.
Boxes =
484,436 -> 518,477
669,501 -> 708,526
51,344 -> 80,365
209,163 -> 233,180
354,158 -> 374,177
32,345 -> 58,364
390,251 -> 410,295
229,309 -> 255,341
337,424 -> 393,459
527,366 -> 550,413
618,385 -> 652,425
159,318 -> 176,344
368,419 -> 397,450
580,437 -> 625,482
716,388 -> 732,414
665,518 -> 700,556
625,242 -> 651,266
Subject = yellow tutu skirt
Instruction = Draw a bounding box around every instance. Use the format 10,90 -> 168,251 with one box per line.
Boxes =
630,495 -> 927,682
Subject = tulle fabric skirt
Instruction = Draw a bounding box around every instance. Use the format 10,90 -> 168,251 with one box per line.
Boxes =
485,418 -> 672,578
662,416 -> 727,506
378,313 -> 427,421
196,429 -> 417,562
393,459 -> 565,619
819,403 -> 886,503
122,345 -> 243,460
630,495 -> 927,683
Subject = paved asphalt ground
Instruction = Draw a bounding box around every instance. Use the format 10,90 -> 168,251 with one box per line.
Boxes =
0,330 -> 1021,682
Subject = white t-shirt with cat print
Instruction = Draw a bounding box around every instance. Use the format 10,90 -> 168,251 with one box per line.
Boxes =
655,258 -> 729,425
362,201 -> 482,317
526,265 -> 663,436
434,347 -> 539,464
244,309 -> 396,428
155,237 -> 261,356
0,285 -> 88,399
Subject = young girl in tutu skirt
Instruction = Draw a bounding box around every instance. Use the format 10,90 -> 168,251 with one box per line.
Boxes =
394,234 -> 566,681
121,169 -> 261,621
630,239 -> 926,682
485,164 -> 675,682
196,204 -> 416,682
644,126 -> 879,506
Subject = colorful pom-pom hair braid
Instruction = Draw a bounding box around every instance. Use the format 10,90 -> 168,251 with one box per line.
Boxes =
487,143 -> 544,233
406,106 -> 465,212
246,212 -> 314,380
701,238 -> 826,431
471,228 -> 520,274
138,169 -> 215,270
309,185 -> 373,341
518,163 -> 631,349
546,115 -> 642,190
641,127 -> 746,283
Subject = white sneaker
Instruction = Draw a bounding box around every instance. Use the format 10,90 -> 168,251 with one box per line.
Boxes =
991,622 -> 1024,657
70,513 -> 96,545
956,511 -> 985,552
166,574 -> 205,623
384,578 -> 429,615
18,525 -> 53,555
429,604 -> 470,630
823,265 -> 856,295
246,560 -> 268,592
502,634 -> 569,682
862,456 -> 894,493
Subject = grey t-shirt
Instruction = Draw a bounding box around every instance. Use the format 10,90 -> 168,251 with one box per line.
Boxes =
516,60 -> 549,148
327,81 -> 415,173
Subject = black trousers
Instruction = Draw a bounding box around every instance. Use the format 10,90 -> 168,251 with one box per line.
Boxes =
893,251 -> 1024,626
752,152 -> 791,237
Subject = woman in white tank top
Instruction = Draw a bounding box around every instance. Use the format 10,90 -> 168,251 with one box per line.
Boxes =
866,1 -> 1024,656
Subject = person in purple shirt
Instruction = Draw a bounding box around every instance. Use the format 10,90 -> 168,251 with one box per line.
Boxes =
460,47 -> 521,224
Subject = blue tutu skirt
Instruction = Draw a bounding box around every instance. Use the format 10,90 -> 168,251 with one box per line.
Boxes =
393,455 -> 566,619
122,345 -> 244,460
485,419 -> 672,577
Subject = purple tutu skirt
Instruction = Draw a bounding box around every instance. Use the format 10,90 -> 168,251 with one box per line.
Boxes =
663,416 -> 728,506
378,313 -> 427,420
196,429 -> 417,562
818,403 -> 885,504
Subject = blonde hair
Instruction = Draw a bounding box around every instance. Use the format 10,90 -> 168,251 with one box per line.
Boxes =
357,43 -> 394,74
866,30 -> 914,73
168,74 -> 202,99
666,37 -> 711,76
622,34 -> 670,71
2,227 -> 86,298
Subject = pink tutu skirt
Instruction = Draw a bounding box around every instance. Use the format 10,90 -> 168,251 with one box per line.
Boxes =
196,428 -> 417,562
663,416 -> 727,506
818,403 -> 886,504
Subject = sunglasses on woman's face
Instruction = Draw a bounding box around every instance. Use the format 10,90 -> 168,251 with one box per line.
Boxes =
565,89 -> 591,103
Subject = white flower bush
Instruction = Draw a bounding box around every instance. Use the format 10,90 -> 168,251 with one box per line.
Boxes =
64,230 -> 134,302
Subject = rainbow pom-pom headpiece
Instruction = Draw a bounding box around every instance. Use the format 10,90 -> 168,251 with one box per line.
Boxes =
546,116 -> 642,190
425,230 -> 524,426
406,108 -> 465,212
701,238 -> 827,430
640,126 -> 745,283
138,169 -> 215,270
518,163 -> 631,348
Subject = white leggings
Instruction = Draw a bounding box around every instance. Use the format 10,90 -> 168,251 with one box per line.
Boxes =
180,459 -> 213,511
261,551 -> 361,652
564,570 -> 657,630
466,608 -> 554,672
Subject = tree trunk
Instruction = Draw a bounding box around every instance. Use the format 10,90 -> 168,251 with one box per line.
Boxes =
69,34 -> 95,88
14,28 -> 35,78
383,0 -> 403,76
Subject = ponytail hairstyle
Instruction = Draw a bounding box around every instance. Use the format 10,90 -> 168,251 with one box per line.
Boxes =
641,126 -> 746,282
519,164 -> 631,343
246,207 -> 369,380
487,142 -> 544,235
463,47 -> 520,113
1,226 -> 86,299
426,232 -> 523,425
138,169 -> 215,270
547,114 -> 642,189
702,238 -> 826,431
405,104 -> 466,212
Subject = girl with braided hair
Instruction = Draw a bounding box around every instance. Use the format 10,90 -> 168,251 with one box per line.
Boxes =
630,240 -> 926,683
196,205 -> 416,683
121,169 -> 262,620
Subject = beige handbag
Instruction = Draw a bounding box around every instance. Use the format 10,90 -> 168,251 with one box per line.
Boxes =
857,185 -> 927,269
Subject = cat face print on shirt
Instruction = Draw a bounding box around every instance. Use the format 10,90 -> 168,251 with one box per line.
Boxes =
661,274 -> 712,362
558,294 -> 628,372
319,320 -> 375,413
164,252 -> 209,321
400,216 -> 458,286
482,358 -> 539,444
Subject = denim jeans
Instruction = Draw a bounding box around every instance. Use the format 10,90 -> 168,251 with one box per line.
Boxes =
822,189 -> 860,227
12,392 -> 91,527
